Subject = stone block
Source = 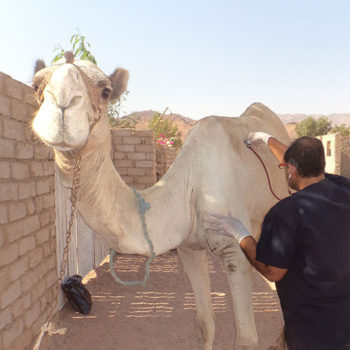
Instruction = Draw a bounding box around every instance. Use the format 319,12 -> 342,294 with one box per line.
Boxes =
117,168 -> 128,175
128,168 -> 146,176
34,144 -> 51,159
0,183 -> 18,201
135,176 -> 155,184
0,95 -> 11,116
0,138 -> 15,158
117,144 -> 135,152
16,142 -> 34,159
11,99 -> 28,122
29,247 -> 43,268
30,161 -> 43,177
0,307 -> 12,329
3,118 -> 23,141
0,203 -> 8,224
6,215 -> 40,243
115,160 -> 133,168
135,144 -> 154,153
114,151 -> 125,160
113,129 -> 135,136
11,162 -> 30,180
42,161 -> 54,176
0,266 -> 10,293
135,160 -> 153,168
21,268 -> 39,293
45,269 -> 58,289
18,236 -> 35,256
36,178 -> 50,195
26,198 -> 36,215
5,77 -> 24,100
10,256 -> 29,281
36,227 -> 49,244
127,152 -> 146,160
8,201 -> 26,222
122,136 -> 142,145
1,280 -> 22,309
24,301 -> 40,327
112,136 -> 123,144
18,181 -> 36,199
2,317 -> 23,349
0,161 -> 10,178
9,329 -> 33,350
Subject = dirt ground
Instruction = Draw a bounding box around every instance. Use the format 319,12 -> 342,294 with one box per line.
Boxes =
43,250 -> 284,350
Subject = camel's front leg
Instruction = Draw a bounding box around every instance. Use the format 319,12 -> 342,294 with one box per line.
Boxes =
208,237 -> 258,350
177,247 -> 215,350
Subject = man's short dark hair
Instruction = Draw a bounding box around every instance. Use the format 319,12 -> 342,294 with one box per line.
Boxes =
284,137 -> 325,178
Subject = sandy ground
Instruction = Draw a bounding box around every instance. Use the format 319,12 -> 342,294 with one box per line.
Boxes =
43,250 -> 284,350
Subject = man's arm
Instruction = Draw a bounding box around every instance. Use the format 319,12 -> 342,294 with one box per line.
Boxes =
240,236 -> 287,282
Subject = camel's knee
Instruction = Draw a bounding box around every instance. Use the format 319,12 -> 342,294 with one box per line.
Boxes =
196,314 -> 215,347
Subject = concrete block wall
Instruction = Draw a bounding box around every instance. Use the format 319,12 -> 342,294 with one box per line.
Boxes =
340,136 -> 350,178
155,144 -> 178,181
111,129 -> 156,189
0,72 -> 57,350
318,133 -> 341,175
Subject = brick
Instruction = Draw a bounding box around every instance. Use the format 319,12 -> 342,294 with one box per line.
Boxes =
114,129 -> 135,136
1,280 -> 22,309
39,210 -> 51,227
135,176 -> 154,184
117,144 -> 135,152
5,77 -> 24,100
36,178 -> 50,195
16,142 -> 34,159
0,161 -> 10,178
121,176 -> 133,185
11,99 -> 29,122
0,138 -> 15,158
0,72 -> 7,94
115,160 -> 132,168
8,201 -> 26,221
135,144 -> 154,152
32,278 -> 46,302
0,95 -> 11,116
26,199 -> 36,215
0,203 -> 8,224
42,161 -> 54,175
45,269 -> 58,289
0,266 -> 10,293
24,84 -> 37,105
3,118 -> 23,141
122,136 -> 142,144
128,168 -> 146,176
146,153 -> 156,160
34,144 -> 51,159
0,183 -> 18,201
0,307 -> 12,329
9,329 -> 33,350
6,215 -> 40,243
36,227 -> 49,244
2,317 -> 23,349
18,181 -> 36,199
18,235 -> 35,255
24,301 -> 41,328
29,247 -> 43,268
117,168 -> 128,175
10,256 -> 29,281
127,152 -> 146,160
135,160 -> 153,168
21,269 -> 39,292
11,162 -> 30,180
114,152 -> 125,160
30,161 -> 43,176
113,136 -> 123,144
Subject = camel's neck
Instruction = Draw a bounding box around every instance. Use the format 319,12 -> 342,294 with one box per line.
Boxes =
55,139 -> 192,256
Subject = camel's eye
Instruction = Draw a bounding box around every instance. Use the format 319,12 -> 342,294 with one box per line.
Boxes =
101,88 -> 111,100
33,85 -> 39,92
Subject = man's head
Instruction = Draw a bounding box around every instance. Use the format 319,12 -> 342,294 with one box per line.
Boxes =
283,137 -> 325,190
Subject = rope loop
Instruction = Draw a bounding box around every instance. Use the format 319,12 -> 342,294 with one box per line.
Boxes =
109,188 -> 155,286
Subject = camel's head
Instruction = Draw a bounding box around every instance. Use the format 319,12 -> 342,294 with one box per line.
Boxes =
32,53 -> 129,154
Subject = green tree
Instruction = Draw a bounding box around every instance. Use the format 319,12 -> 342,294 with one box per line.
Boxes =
330,123 -> 350,137
51,30 -> 127,127
295,116 -> 332,137
149,111 -> 182,148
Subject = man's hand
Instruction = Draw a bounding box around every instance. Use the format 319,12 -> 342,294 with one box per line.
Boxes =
205,212 -> 251,243
246,132 -> 272,149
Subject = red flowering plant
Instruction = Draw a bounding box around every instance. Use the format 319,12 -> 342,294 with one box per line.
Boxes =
156,134 -> 175,148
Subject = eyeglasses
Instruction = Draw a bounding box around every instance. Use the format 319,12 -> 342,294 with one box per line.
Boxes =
278,163 -> 289,169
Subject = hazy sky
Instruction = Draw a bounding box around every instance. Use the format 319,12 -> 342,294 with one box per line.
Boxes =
1,0 -> 350,120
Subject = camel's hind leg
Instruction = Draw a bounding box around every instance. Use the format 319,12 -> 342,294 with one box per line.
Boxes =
209,238 -> 258,350
177,247 -> 215,350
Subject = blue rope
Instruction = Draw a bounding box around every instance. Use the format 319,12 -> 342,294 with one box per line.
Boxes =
109,188 -> 155,286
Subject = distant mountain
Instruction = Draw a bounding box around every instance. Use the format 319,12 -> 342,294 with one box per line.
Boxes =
119,111 -> 350,142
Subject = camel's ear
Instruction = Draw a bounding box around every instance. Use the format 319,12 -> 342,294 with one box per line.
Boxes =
34,60 -> 46,74
109,68 -> 129,101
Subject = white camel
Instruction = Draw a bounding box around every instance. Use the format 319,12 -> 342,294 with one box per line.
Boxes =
32,55 -> 290,350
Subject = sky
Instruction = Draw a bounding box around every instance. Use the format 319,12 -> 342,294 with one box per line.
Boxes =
1,0 -> 350,120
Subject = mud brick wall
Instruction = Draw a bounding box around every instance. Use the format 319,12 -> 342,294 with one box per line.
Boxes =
0,72 -> 57,350
111,129 -> 156,190
318,133 -> 341,175
155,144 -> 177,181
340,136 -> 350,178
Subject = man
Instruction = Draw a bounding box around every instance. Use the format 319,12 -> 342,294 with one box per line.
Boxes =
206,132 -> 350,350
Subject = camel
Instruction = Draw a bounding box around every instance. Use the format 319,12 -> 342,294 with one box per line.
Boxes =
31,55 -> 291,350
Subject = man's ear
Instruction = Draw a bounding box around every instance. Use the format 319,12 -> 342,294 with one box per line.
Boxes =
34,60 -> 46,74
109,68 -> 129,101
